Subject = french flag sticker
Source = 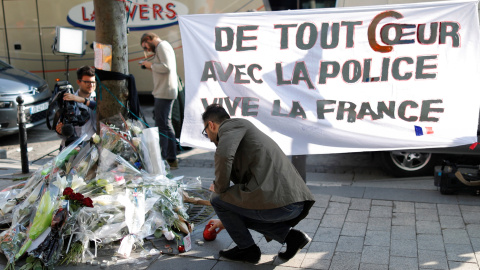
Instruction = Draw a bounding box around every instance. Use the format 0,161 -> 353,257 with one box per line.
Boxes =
415,126 -> 434,136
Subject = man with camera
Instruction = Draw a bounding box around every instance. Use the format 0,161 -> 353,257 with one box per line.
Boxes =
56,65 -> 97,149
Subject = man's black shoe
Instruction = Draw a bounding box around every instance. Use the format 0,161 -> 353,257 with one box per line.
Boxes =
278,229 -> 311,261
219,244 -> 261,263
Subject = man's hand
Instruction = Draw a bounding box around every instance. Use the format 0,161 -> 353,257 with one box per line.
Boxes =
207,219 -> 224,234
55,122 -> 63,134
140,60 -> 152,69
63,93 -> 82,103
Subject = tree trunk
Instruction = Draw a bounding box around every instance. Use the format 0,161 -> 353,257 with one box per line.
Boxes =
93,0 -> 129,128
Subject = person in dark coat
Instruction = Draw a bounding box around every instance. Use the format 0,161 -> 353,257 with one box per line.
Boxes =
203,104 -> 315,263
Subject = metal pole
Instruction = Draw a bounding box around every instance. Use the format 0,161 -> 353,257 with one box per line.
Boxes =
65,55 -> 70,81
16,96 -> 29,173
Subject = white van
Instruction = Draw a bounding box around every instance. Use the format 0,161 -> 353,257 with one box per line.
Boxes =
0,0 -> 266,94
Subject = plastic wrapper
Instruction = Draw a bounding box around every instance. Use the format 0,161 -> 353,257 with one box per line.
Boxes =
126,117 -> 145,137
69,145 -> 99,180
138,209 -> 166,239
77,170 -> 133,197
97,148 -> 117,173
118,185 -> 146,258
10,182 -> 44,226
140,127 -> 165,175
29,207 -> 68,266
115,155 -> 142,175
98,150 -> 142,177
99,123 -> 141,168
0,161 -> 53,218
179,176 -> 203,191
14,185 -> 59,260
150,182 -> 188,227
53,134 -> 87,173
76,204 -> 127,245
0,224 -> 28,263
28,188 -> 59,241
0,187 -> 22,217
0,183 -> 24,200
77,176 -> 117,197
0,117 -> 196,268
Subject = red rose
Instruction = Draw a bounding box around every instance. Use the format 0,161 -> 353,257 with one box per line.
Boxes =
63,187 -> 74,197
82,197 -> 93,208
70,193 -> 84,201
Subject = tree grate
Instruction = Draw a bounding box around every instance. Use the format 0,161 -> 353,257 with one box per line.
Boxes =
185,188 -> 215,225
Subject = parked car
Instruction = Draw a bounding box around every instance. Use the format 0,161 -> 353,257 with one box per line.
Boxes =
378,128 -> 480,177
0,59 -> 51,136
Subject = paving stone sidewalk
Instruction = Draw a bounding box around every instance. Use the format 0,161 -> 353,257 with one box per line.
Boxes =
2,148 -> 480,269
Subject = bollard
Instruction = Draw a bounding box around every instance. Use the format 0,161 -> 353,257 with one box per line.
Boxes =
16,96 -> 29,173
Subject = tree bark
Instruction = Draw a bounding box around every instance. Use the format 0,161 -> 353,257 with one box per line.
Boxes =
93,0 -> 129,128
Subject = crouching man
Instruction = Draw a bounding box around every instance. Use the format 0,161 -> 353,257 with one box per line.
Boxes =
202,104 -> 315,263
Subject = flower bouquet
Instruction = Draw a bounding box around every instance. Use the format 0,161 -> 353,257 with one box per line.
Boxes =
62,187 -> 94,211
0,116 -> 203,269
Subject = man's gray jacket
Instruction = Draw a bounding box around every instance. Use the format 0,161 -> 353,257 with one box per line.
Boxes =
213,118 -> 315,226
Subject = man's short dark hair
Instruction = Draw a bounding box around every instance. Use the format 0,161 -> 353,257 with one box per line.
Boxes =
140,32 -> 159,45
77,65 -> 95,80
202,104 -> 231,124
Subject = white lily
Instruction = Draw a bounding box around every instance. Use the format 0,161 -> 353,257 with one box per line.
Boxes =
132,126 -> 142,135
71,175 -> 86,190
132,137 -> 141,147
52,174 -> 67,191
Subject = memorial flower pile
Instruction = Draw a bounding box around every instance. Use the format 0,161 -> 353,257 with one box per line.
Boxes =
0,114 -> 199,269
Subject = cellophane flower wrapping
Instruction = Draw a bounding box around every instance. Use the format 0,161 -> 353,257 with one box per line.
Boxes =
29,206 -> 68,266
12,184 -> 60,261
69,145 -> 99,181
0,117 -> 196,267
117,184 -> 146,258
0,160 -> 52,219
53,134 -> 88,173
99,123 -> 141,170
149,179 -> 189,231
0,224 -> 28,263
28,186 -> 59,241
140,127 -> 165,175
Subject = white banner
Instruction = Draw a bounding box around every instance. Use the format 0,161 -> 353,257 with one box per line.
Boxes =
178,0 -> 480,155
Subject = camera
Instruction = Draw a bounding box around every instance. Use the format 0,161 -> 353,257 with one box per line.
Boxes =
47,81 -> 90,147
53,81 -> 90,127
55,82 -> 77,124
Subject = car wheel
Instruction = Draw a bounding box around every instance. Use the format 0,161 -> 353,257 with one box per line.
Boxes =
380,151 -> 437,177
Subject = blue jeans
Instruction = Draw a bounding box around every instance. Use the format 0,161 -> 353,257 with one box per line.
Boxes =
153,98 -> 177,161
210,194 -> 304,249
